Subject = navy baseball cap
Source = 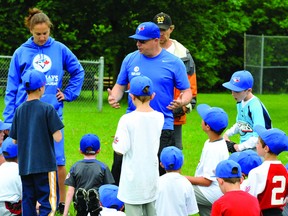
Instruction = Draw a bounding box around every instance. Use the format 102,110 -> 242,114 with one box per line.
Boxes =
129,22 -> 160,40
215,159 -> 242,178
2,137 -> 18,159
222,70 -> 254,92
22,69 -> 46,91
0,120 -> 11,131
153,12 -> 172,30
160,146 -> 184,171
234,150 -> 262,176
80,134 -> 100,154
99,184 -> 124,211
197,104 -> 228,132
254,125 -> 288,155
129,75 -> 154,96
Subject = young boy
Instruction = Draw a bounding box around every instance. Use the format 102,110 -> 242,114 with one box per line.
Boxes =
222,70 -> 271,152
156,146 -> 199,216
112,75 -> 164,216
211,159 -> 261,215
63,133 -> 115,216
9,69 -> 64,215
230,150 -> 262,190
244,125 -> 288,216
185,104 -> 230,216
0,137 -> 22,216
230,150 -> 262,177
99,184 -> 126,215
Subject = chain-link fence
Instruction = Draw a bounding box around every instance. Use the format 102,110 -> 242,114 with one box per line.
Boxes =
0,55 -> 107,112
244,33 -> 288,94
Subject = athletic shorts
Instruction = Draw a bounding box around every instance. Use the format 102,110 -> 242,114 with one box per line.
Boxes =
54,128 -> 65,166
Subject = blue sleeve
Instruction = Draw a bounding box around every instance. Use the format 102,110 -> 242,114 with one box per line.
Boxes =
62,45 -> 85,102
116,54 -> 131,86
3,52 -> 22,123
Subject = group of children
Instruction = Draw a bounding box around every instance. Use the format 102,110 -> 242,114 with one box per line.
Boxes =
1,68 -> 288,216
108,70 -> 288,216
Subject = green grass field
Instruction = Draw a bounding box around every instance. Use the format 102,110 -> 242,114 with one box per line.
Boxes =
1,92 -> 288,215
61,92 -> 288,175
61,92 -> 288,215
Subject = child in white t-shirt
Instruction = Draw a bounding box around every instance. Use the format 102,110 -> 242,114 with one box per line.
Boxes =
185,104 -> 230,216
112,75 -> 164,216
156,146 -> 198,216
99,184 -> 125,216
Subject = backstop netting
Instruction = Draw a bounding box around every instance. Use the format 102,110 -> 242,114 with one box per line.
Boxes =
244,34 -> 288,94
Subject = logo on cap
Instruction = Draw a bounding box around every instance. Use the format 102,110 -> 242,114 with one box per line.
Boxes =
232,77 -> 240,83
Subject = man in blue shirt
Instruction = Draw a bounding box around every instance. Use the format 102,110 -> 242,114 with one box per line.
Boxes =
108,21 -> 192,181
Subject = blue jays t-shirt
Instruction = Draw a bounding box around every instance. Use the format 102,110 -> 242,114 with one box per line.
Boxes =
117,49 -> 189,130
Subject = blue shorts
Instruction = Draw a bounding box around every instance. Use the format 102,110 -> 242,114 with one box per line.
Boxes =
54,128 -> 65,166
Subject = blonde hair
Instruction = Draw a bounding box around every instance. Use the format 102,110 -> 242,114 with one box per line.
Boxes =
24,8 -> 53,30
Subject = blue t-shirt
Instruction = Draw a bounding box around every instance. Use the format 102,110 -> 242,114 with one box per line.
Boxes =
117,49 -> 189,130
9,100 -> 64,175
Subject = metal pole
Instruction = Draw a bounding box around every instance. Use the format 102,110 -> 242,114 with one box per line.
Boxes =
98,56 -> 104,112
260,35 -> 264,94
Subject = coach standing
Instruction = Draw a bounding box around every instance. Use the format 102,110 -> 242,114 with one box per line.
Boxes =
108,21 -> 192,183
153,12 -> 198,150
3,8 -> 84,213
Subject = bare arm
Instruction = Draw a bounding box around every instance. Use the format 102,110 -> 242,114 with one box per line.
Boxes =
53,130 -> 62,143
167,88 -> 192,110
185,176 -> 212,187
63,186 -> 75,216
107,84 -> 126,108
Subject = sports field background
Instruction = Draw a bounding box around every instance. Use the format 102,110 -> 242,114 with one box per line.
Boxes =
60,92 -> 288,174
1,92 -> 288,215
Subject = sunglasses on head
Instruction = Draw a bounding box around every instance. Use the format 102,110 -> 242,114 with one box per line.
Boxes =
135,39 -> 152,44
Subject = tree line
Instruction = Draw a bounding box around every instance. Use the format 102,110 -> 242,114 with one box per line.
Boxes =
1,0 -> 288,92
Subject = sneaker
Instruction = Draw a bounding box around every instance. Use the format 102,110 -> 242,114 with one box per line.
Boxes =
74,188 -> 88,213
87,188 -> 102,214
57,202 -> 65,215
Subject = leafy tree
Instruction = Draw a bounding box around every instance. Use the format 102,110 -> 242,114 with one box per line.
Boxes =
0,0 -> 288,92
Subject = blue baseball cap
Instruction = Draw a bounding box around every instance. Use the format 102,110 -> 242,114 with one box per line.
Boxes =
197,104 -> 228,132
254,125 -> 288,155
228,152 -> 241,161
215,159 -> 242,178
129,75 -> 154,96
99,184 -> 124,211
80,134 -> 100,154
222,70 -> 254,92
2,137 -> 17,159
0,120 -> 11,131
160,146 -> 184,171
235,150 -> 262,176
22,69 -> 46,91
129,22 -> 160,40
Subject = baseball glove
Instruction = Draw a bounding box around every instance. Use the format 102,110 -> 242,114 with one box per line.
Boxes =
173,106 -> 185,118
226,140 -> 237,153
